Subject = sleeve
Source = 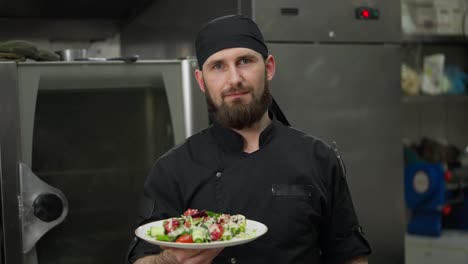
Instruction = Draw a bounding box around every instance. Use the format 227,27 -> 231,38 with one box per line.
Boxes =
126,157 -> 184,263
319,147 -> 372,264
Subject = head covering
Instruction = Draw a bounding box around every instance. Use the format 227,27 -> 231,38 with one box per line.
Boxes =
194,15 -> 290,127
195,14 -> 268,69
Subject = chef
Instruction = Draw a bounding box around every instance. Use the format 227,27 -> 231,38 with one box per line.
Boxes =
127,14 -> 371,264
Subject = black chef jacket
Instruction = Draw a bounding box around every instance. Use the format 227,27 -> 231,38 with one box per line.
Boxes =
127,118 -> 371,264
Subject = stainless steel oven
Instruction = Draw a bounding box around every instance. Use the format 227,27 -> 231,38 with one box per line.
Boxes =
0,60 -> 208,264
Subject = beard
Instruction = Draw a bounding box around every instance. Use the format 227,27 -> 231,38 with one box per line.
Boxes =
204,76 -> 272,130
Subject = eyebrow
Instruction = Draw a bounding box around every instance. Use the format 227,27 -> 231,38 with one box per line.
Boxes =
206,59 -> 223,69
238,52 -> 258,60
206,52 -> 259,68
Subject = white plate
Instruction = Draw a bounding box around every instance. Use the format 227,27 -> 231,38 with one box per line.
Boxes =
135,219 -> 268,249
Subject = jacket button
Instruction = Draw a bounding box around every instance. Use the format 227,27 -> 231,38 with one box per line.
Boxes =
230,257 -> 237,264
215,172 -> 222,178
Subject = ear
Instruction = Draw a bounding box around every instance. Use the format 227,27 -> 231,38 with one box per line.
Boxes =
194,69 -> 206,93
265,55 -> 276,81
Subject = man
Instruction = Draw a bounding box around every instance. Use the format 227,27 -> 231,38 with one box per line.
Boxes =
127,15 -> 371,264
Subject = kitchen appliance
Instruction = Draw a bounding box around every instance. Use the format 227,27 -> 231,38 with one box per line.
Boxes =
405,163 -> 446,236
0,59 -> 208,264
252,1 -> 404,263
405,163 -> 468,236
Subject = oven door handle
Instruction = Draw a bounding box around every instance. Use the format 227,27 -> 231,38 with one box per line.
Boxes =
18,162 -> 69,253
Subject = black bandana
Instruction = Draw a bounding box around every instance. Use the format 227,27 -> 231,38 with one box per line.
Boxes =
195,15 -> 268,69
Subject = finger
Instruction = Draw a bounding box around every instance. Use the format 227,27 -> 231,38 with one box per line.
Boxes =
187,248 -> 224,264
164,248 -> 203,262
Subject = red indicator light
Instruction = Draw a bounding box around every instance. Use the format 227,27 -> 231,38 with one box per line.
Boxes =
361,9 -> 370,18
356,7 -> 379,20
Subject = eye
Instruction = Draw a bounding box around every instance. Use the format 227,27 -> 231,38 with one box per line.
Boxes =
212,63 -> 223,70
239,58 -> 251,65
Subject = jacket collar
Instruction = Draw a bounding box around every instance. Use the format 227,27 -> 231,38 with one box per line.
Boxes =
210,111 -> 278,153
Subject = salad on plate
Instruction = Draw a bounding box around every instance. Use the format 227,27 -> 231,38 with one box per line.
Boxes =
147,208 -> 247,243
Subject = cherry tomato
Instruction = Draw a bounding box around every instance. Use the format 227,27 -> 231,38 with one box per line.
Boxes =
175,234 -> 194,243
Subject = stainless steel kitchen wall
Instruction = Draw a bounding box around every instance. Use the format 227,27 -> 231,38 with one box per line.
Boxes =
121,0 -> 401,58
269,43 -> 404,264
121,1 -> 404,263
253,1 -> 404,263
253,0 -> 400,43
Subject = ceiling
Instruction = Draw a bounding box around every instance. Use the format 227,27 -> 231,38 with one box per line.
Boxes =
0,0 -> 155,20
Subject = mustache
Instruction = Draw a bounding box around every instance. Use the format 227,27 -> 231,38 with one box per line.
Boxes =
221,86 -> 252,98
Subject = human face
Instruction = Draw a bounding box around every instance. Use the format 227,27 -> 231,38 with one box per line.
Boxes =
195,48 -> 276,129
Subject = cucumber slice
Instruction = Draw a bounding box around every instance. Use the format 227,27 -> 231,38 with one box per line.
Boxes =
149,226 -> 165,237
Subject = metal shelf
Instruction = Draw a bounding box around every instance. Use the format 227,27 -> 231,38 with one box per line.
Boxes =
402,94 -> 468,104
402,35 -> 468,45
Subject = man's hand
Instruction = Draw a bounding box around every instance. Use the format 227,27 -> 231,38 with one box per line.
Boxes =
134,247 -> 223,264
162,247 -> 223,264
345,255 -> 368,264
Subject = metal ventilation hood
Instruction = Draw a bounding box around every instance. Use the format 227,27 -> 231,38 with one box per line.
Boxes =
0,0 -> 155,20
0,0 -> 156,39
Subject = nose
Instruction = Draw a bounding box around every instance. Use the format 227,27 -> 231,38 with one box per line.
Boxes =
227,66 -> 242,87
